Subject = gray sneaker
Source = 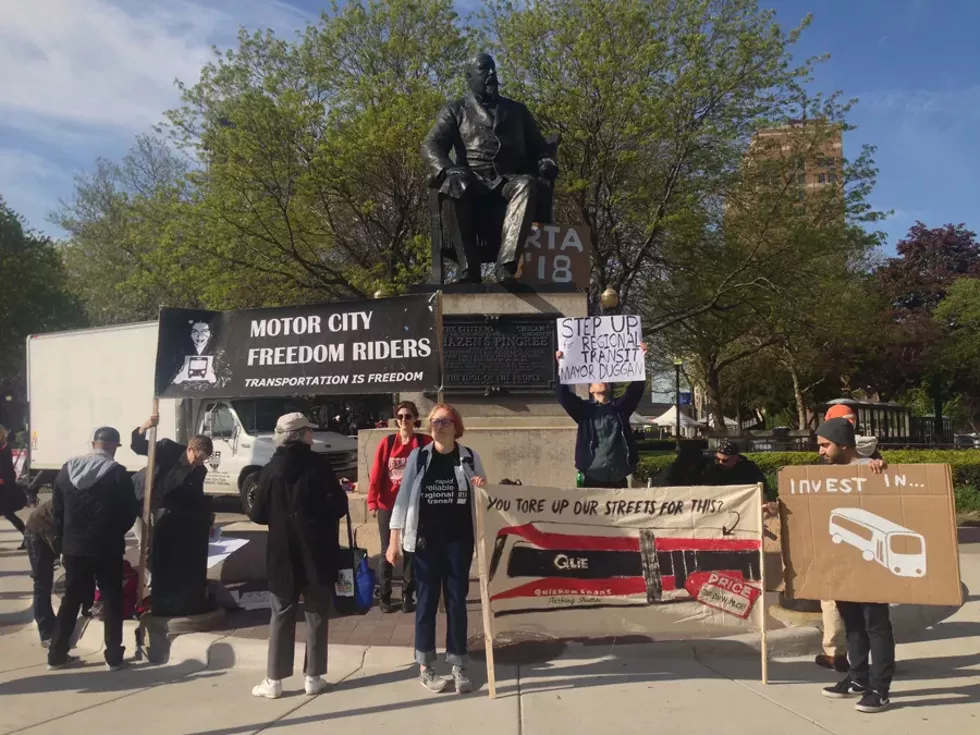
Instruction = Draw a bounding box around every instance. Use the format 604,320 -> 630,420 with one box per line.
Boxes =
419,666 -> 449,693
452,665 -> 473,694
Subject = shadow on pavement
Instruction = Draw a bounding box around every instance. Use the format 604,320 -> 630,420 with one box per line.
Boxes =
900,620 -> 980,643
0,641 -> 237,696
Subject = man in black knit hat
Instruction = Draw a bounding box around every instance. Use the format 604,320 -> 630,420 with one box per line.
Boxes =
815,417 -> 895,714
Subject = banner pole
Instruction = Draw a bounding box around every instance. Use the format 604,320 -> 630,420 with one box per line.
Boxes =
473,485 -> 497,699
757,482 -> 768,685
435,289 -> 445,405
137,398 -> 159,610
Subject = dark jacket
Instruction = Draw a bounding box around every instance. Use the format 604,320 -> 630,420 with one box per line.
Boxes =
26,500 -> 60,555
557,381 -> 646,473
421,93 -> 552,184
702,454 -> 770,495
53,451 -> 139,558
248,442 -> 349,600
654,447 -> 710,487
0,441 -> 26,515
131,429 -> 206,511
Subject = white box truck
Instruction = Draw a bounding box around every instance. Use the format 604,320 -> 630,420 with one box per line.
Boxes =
27,321 -> 358,514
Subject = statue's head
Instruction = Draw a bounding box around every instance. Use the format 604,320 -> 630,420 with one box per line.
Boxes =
466,52 -> 498,101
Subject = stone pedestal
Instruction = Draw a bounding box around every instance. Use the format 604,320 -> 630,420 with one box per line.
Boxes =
358,284 -> 588,488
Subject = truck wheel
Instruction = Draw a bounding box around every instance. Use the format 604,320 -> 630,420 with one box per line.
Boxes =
240,472 -> 260,517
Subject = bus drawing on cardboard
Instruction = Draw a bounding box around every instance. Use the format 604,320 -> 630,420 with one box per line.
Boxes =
485,522 -> 761,614
828,507 -> 927,578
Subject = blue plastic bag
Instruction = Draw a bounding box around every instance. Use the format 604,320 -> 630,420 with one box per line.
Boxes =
355,556 -> 376,611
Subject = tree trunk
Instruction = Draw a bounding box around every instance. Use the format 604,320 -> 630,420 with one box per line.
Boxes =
705,365 -> 725,431
932,379 -> 944,439
788,361 -> 807,430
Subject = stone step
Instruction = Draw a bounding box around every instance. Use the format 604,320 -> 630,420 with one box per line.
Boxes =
347,491 -> 369,524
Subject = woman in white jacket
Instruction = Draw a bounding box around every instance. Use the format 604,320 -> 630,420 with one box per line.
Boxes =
386,403 -> 486,695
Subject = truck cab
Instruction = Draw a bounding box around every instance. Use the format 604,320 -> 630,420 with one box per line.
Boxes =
194,398 -> 357,514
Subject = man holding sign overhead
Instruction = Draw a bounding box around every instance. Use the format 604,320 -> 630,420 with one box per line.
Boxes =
555,316 -> 647,488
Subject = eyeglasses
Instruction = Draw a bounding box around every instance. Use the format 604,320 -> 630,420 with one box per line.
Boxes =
430,418 -> 454,428
396,414 -> 415,422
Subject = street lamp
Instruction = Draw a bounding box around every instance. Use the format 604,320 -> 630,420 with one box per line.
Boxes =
673,357 -> 683,449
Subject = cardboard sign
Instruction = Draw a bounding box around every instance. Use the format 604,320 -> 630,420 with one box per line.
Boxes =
556,315 -> 645,384
779,464 -> 962,606
476,483 -> 764,628
519,224 -> 591,289
154,294 -> 441,398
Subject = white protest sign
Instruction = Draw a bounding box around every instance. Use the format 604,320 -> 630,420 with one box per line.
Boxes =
556,315 -> 646,384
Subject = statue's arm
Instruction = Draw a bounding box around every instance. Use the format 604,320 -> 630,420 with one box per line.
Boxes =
524,106 -> 557,179
420,104 -> 459,180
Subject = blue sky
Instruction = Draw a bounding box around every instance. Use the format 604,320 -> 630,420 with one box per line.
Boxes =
1,0 -> 977,250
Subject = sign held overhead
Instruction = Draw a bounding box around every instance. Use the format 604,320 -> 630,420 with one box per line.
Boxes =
556,315 -> 645,384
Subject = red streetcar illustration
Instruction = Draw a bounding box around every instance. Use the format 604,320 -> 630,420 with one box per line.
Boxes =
486,522 -> 761,615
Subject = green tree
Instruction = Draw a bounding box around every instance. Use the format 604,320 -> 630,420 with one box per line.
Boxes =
164,0 -> 472,303
485,0 -> 830,311
54,135 -> 202,325
933,277 -> 980,430
0,197 -> 84,413
650,107 -> 884,428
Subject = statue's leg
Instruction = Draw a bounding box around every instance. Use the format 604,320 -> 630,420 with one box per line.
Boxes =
497,175 -> 539,282
442,190 -> 482,283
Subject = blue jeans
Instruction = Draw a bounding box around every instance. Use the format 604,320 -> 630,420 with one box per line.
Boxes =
24,531 -> 56,642
413,534 -> 473,667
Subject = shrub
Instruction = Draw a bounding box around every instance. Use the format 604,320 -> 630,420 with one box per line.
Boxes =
635,449 -> 980,512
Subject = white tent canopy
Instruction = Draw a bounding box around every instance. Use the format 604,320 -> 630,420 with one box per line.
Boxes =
652,406 -> 703,429
630,413 -> 656,427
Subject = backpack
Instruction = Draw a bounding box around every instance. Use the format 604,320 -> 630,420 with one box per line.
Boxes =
93,560 -> 139,619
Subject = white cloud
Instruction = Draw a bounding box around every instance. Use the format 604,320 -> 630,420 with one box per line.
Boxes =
0,0 -> 309,133
0,0 -> 310,233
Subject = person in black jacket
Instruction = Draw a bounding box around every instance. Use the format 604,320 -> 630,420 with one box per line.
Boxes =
248,413 -> 349,700
554,346 -> 647,488
653,443 -> 710,487
48,427 -> 139,671
0,425 -> 28,541
701,440 -> 770,495
130,414 -> 213,559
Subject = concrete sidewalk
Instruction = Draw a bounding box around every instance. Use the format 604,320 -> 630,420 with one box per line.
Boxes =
2,526 -> 979,734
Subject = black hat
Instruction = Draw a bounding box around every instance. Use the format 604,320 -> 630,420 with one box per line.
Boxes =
718,439 -> 739,456
92,427 -> 121,444
816,418 -> 855,448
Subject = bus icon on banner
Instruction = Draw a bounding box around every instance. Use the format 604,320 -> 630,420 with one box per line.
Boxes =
828,507 -> 927,578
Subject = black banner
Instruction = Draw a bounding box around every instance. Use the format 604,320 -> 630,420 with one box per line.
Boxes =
154,295 -> 441,398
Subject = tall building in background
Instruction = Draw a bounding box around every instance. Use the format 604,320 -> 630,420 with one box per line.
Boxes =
748,119 -> 843,195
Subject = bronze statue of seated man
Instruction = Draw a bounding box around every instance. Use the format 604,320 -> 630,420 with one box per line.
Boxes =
421,53 -> 558,284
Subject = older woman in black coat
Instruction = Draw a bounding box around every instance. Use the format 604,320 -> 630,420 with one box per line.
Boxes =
247,413 -> 349,700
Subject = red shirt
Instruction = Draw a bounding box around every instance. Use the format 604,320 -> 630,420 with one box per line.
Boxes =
367,433 -> 433,511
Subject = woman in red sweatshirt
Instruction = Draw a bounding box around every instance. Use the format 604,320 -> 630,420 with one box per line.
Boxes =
368,401 -> 432,612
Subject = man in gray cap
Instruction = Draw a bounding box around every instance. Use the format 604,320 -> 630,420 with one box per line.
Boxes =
48,427 -> 139,671
815,417 -> 895,714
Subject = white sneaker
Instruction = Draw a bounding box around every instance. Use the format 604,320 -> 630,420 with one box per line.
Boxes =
251,678 -> 283,699
305,675 -> 330,695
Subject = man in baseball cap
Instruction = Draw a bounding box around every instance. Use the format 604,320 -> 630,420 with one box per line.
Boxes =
274,412 -> 317,434
702,438 -> 769,494
48,427 -> 139,671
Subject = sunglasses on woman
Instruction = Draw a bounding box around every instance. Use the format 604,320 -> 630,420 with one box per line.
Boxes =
395,414 -> 415,422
